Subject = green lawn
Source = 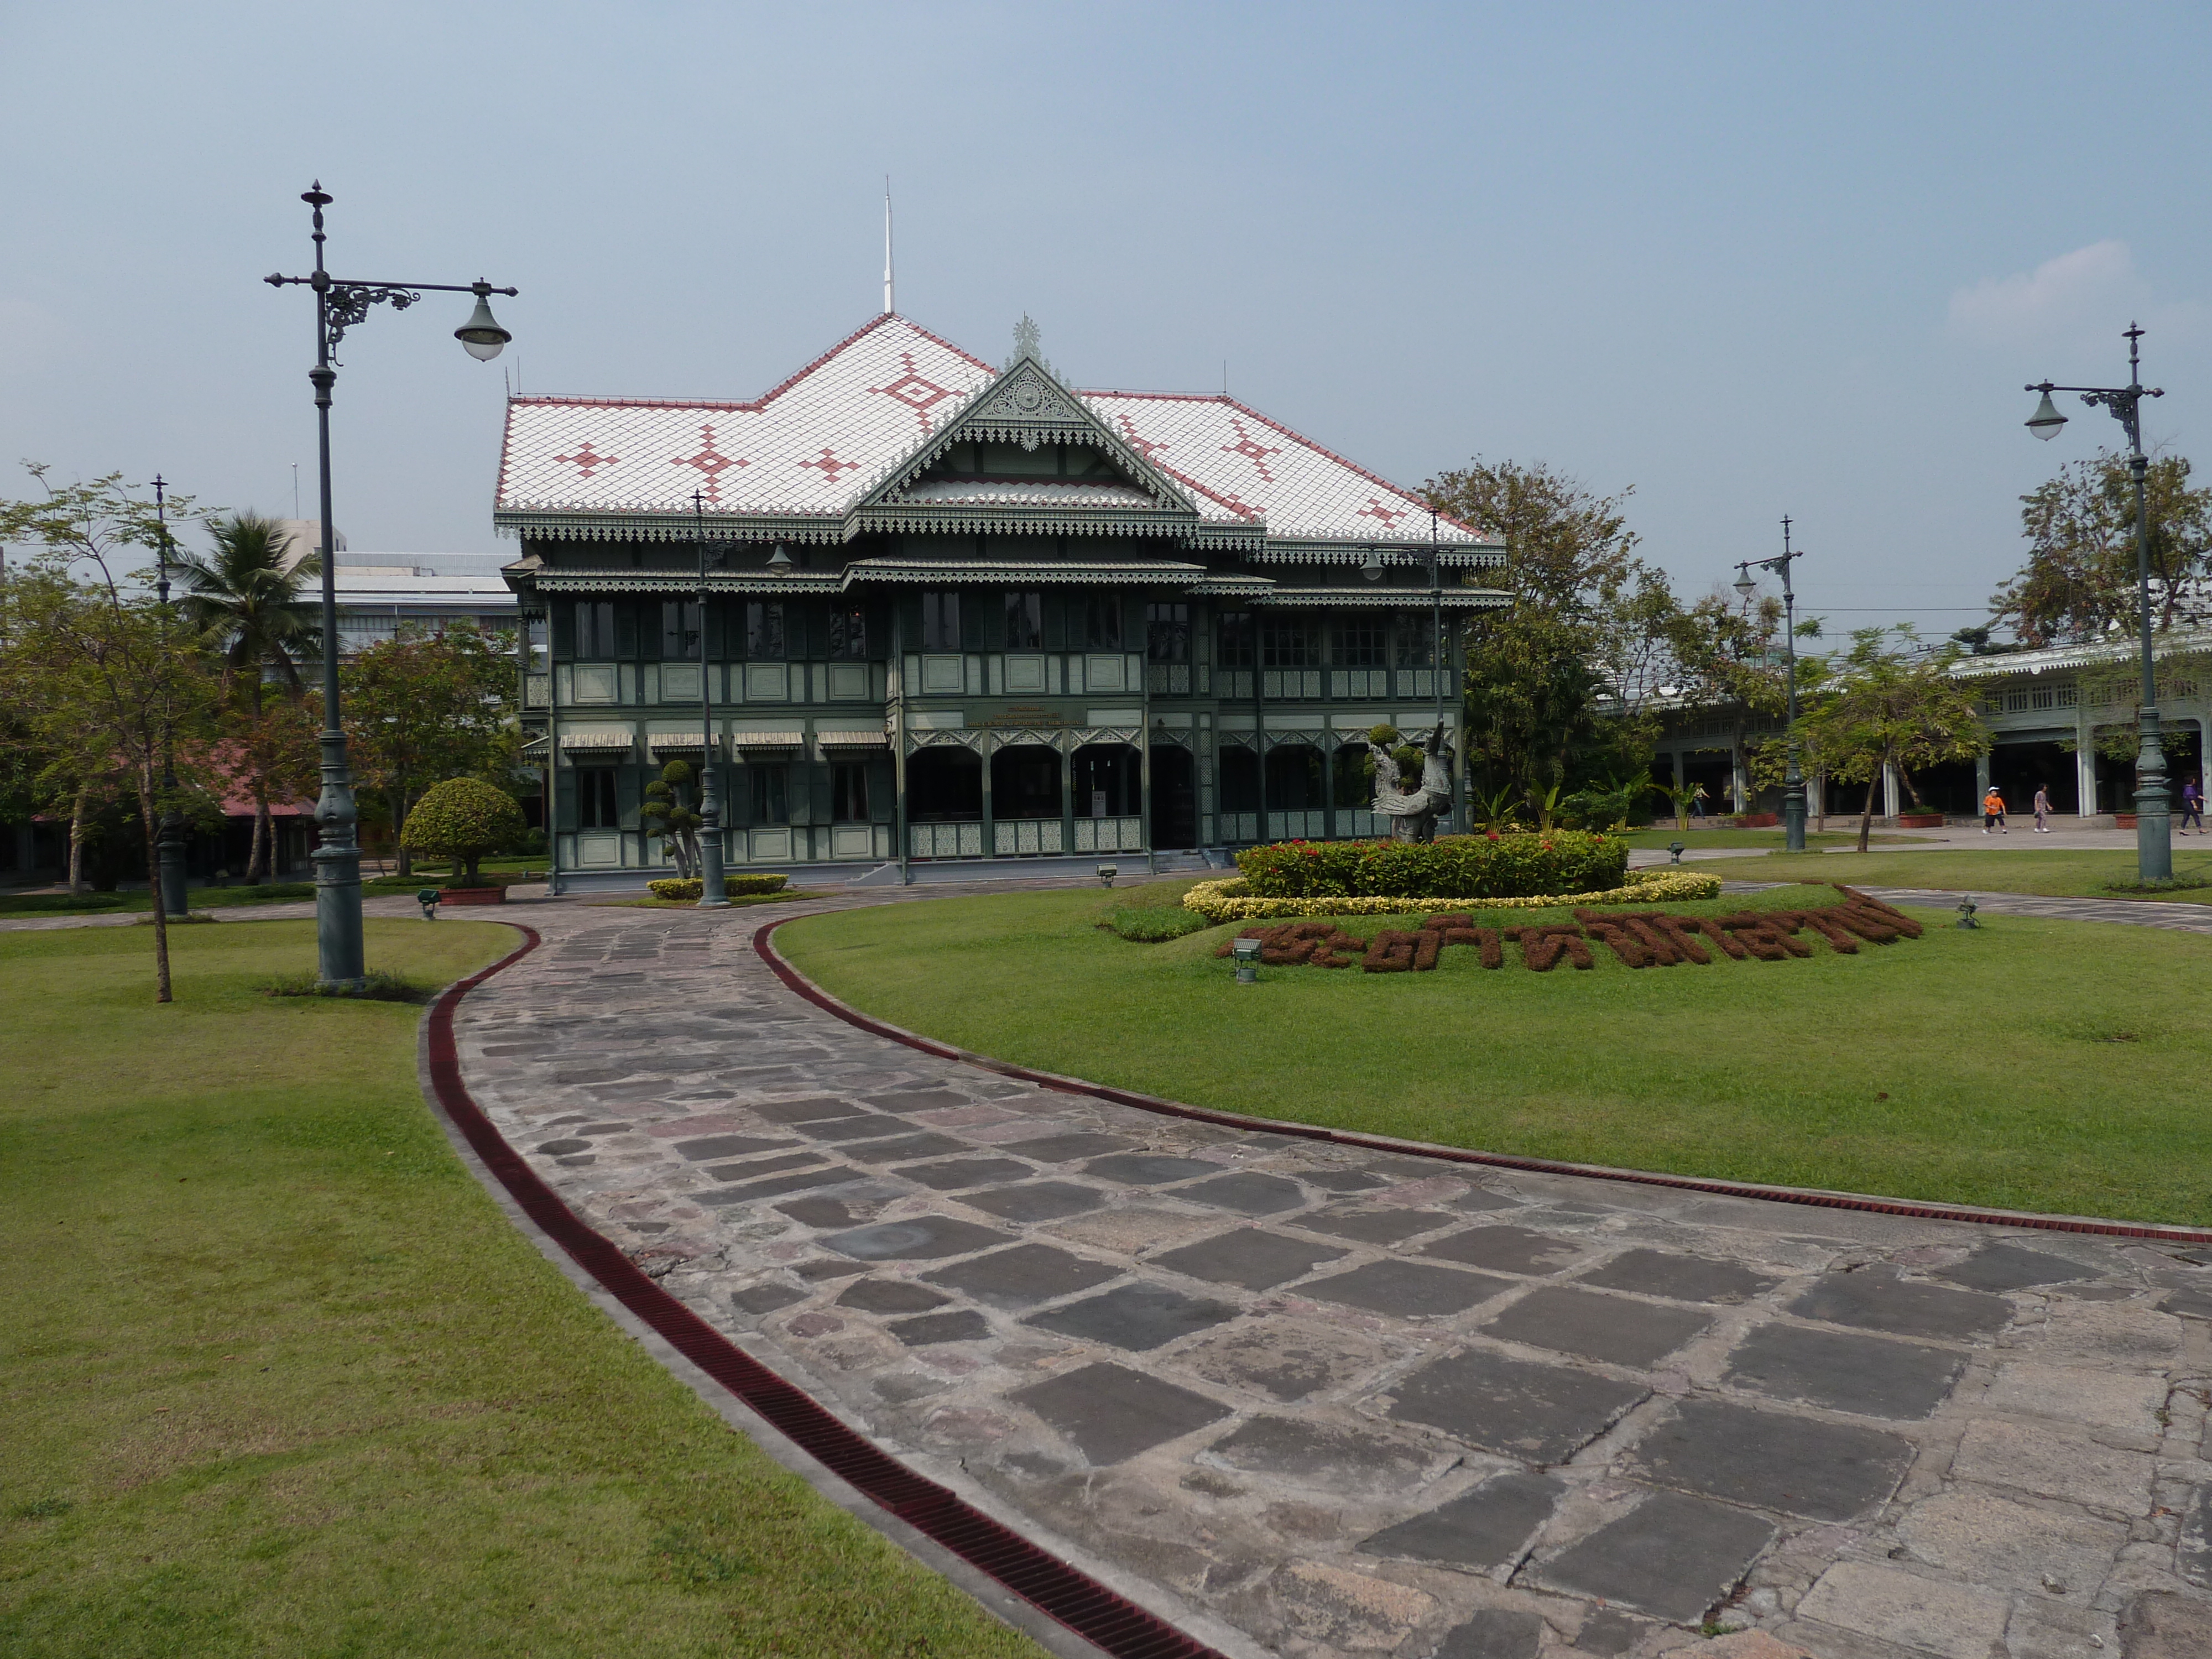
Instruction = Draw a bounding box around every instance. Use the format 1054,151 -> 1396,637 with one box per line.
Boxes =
1615,827 -> 1906,850
1688,846 -> 2212,901
0,920 -> 1044,1659
0,877 -> 444,918
780,883 -> 2212,1227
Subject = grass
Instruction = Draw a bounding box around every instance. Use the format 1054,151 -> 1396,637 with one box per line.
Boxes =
1613,827 -> 1907,850
0,920 -> 1045,1658
1686,845 -> 2212,902
778,881 -> 2212,1227
0,876 -> 445,919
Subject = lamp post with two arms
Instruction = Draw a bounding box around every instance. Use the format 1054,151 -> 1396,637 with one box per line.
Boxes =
264,182 -> 516,988
1733,518 -> 1807,853
2023,324 -> 2170,880
150,474 -> 190,917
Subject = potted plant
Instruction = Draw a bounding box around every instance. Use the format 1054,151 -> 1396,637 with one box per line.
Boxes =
399,778 -> 526,905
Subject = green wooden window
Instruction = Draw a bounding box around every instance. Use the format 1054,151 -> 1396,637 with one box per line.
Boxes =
1394,613 -> 1436,668
1217,611 -> 1255,669
660,600 -> 701,660
1005,591 -> 1044,650
921,591 -> 960,651
1083,595 -> 1123,650
828,605 -> 869,660
831,762 -> 870,821
573,600 -> 616,658
1333,615 -> 1386,667
577,767 -> 620,829
1262,616 -> 1319,669
1147,603 -> 1190,664
746,601 -> 786,660
748,764 -> 789,825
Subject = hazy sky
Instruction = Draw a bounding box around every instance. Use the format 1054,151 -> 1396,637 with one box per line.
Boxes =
5,2 -> 2208,637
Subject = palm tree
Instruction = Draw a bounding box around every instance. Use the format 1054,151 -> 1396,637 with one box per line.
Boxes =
173,513 -> 320,882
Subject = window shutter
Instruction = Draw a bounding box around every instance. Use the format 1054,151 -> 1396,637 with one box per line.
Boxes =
554,768 -> 578,832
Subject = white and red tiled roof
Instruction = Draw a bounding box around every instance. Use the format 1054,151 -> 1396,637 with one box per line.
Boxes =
496,313 -> 1489,548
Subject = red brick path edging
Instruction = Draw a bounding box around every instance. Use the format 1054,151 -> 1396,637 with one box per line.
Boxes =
423,922 -> 1225,1659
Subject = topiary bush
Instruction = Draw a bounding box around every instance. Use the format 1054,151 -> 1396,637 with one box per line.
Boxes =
399,778 -> 528,888
644,874 -> 790,901
1235,832 -> 1627,900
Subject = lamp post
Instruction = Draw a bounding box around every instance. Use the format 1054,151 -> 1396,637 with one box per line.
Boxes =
2023,324 -> 2171,881
690,491 -> 729,907
150,476 -> 190,917
1734,517 -> 1807,852
265,182 -> 515,988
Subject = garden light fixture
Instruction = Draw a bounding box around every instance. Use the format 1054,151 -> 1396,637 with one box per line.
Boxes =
2022,326 -> 2171,880
416,887 -> 441,921
1097,863 -> 1118,888
1231,937 -> 1263,983
1955,895 -> 1979,930
1668,840 -> 1686,864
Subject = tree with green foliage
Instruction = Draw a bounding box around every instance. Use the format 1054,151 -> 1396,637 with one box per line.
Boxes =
0,465 -> 220,1000
340,622 -> 519,876
641,759 -> 705,878
173,511 -> 321,881
1993,450 -> 2211,645
399,776 -> 526,888
1425,459 -> 1681,816
1782,628 -> 1989,852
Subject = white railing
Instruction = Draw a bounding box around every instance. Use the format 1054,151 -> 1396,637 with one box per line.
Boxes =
909,822 -> 984,858
1073,816 -> 1143,853
993,817 -> 1066,855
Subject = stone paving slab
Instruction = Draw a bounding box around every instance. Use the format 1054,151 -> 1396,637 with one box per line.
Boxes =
447,891 -> 2212,1658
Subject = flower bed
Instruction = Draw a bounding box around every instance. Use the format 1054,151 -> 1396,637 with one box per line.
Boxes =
644,874 -> 790,901
1235,832 -> 1626,899
1181,868 -> 1720,921
1210,885 -> 1922,973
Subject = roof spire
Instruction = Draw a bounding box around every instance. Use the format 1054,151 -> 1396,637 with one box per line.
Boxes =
883,177 -> 894,316
1012,314 -> 1040,360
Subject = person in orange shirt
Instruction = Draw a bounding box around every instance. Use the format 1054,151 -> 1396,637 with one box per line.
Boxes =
1983,786 -> 2007,834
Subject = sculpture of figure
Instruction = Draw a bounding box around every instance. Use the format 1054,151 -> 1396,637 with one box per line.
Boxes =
1365,724 -> 1454,843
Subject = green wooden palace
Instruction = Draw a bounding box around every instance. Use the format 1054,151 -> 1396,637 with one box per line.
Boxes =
497,315 -> 1505,886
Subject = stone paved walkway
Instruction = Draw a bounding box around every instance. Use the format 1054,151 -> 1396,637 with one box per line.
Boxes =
446,890 -> 2212,1659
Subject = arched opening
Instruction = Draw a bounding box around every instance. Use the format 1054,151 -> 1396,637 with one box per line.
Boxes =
1150,743 -> 1197,849
1218,745 -> 1261,843
990,744 -> 1062,821
1334,742 -> 1383,838
1072,742 -> 1142,854
1265,742 -> 1326,841
907,745 -> 981,821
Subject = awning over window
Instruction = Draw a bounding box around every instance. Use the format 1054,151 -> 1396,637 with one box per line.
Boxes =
647,730 -> 721,757
560,727 -> 635,751
728,730 -> 805,754
816,730 -> 889,749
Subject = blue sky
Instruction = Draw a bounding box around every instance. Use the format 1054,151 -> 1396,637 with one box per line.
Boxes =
3,2 -> 2206,637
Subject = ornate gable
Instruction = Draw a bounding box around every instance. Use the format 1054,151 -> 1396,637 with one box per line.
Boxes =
853,344 -> 1213,541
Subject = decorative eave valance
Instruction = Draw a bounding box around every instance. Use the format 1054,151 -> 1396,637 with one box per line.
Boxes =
1188,575 -> 1277,598
497,509 -> 848,545
1251,541 -> 1505,567
1252,587 -> 1512,610
842,558 -> 1207,587
524,570 -> 846,597
851,503 -> 1197,540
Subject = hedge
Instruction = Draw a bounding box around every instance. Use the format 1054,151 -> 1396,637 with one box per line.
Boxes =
1235,832 -> 1627,900
1182,868 -> 1719,921
644,874 -> 790,900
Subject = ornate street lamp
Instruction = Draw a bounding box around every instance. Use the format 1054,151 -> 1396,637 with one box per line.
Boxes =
690,491 -> 729,908
2023,325 -> 2170,880
265,184 -> 516,988
1734,517 -> 1807,852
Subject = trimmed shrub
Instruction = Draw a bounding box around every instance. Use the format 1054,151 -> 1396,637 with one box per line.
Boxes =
399,779 -> 527,887
1235,832 -> 1627,900
1182,868 -> 1719,921
1102,906 -> 1214,942
644,874 -> 790,901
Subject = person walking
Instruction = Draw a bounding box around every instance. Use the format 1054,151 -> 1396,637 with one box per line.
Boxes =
1983,784 -> 2008,834
2033,783 -> 2052,833
2182,775 -> 2205,836
1689,784 -> 1708,821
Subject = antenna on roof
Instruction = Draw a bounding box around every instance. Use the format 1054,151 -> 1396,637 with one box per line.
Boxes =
883,176 -> 895,316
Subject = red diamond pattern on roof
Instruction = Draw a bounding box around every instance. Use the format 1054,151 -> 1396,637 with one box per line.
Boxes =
495,312 -> 1487,546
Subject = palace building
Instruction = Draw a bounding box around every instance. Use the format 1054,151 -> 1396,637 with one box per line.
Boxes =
497,315 -> 1506,885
